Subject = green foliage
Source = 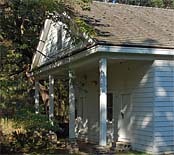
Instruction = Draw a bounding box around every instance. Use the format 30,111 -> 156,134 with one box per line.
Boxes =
151,0 -> 164,7
0,0 -> 92,153
0,0 -> 93,111
54,79 -> 69,122
14,107 -> 60,132
75,17 -> 96,37
0,106 -> 61,153
75,0 -> 92,10
0,0 -> 90,113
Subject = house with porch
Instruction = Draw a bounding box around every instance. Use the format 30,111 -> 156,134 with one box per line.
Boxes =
31,1 -> 174,154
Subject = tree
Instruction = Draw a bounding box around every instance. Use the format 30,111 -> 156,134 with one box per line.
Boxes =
0,0 -> 91,117
151,0 -> 164,7
0,0 -> 92,152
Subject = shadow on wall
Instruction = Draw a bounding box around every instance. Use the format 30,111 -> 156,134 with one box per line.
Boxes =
114,39 -> 174,154
74,38 -> 174,154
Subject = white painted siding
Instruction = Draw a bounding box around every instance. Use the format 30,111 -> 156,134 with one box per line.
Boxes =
153,60 -> 174,154
38,20 -> 72,66
128,62 -> 154,153
76,61 -> 155,148
75,70 -> 99,143
75,59 -> 174,154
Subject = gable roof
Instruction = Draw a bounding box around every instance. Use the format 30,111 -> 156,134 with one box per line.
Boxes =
32,2 -> 174,70
78,1 -> 174,48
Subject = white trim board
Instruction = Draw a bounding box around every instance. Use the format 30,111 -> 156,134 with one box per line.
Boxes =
97,45 -> 174,56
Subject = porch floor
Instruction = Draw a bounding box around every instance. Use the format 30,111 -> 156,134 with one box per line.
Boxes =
77,140 -> 131,154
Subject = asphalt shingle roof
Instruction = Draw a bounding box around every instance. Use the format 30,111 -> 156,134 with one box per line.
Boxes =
78,2 -> 174,48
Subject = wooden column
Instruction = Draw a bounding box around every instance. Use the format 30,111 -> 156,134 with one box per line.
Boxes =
99,58 -> 107,146
113,96 -> 117,146
69,71 -> 75,140
49,75 -> 54,125
35,80 -> 39,114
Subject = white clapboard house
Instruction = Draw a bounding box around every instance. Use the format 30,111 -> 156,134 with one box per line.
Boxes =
31,2 -> 174,154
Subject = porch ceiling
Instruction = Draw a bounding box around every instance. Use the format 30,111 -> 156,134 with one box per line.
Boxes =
75,58 -> 134,73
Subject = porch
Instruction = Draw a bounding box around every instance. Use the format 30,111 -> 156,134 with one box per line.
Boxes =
34,54 -> 155,146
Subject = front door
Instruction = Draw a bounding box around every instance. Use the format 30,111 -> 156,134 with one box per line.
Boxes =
107,93 -> 113,144
118,93 -> 131,142
107,93 -> 119,144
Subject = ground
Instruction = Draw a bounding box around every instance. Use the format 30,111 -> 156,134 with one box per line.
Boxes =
0,118 -> 150,155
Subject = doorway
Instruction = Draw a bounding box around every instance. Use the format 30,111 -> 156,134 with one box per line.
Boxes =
118,93 -> 131,142
107,93 -> 119,144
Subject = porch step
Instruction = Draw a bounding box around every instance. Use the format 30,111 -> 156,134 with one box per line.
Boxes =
93,146 -> 115,155
77,140 -> 131,154
116,141 -> 131,152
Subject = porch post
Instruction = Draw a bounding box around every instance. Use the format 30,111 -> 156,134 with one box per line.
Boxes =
35,80 -> 39,114
69,71 -> 75,140
49,75 -> 54,125
99,58 -> 107,146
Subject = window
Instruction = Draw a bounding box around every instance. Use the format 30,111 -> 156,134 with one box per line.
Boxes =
107,93 -> 113,121
57,25 -> 62,50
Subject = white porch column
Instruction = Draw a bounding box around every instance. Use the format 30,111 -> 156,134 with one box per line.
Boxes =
113,98 -> 118,145
99,58 -> 107,146
69,71 -> 76,140
49,75 -> 54,125
35,80 -> 39,114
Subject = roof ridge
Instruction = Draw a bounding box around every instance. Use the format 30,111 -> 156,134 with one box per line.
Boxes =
93,1 -> 174,12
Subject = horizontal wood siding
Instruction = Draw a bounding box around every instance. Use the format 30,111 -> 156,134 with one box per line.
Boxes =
76,60 -> 174,154
153,60 -> 174,154
76,71 -> 99,143
131,64 -> 154,153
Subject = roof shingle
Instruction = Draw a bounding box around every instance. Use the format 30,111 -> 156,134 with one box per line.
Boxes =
78,2 -> 174,48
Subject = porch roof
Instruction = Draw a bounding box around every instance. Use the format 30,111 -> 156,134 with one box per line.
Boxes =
31,45 -> 174,79
78,1 -> 174,49
31,2 -> 174,77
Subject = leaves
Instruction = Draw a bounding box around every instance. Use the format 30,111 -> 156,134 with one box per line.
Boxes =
75,17 -> 96,37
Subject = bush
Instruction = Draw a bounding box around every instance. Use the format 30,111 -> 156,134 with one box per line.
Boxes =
14,107 -> 60,133
0,107 -> 62,153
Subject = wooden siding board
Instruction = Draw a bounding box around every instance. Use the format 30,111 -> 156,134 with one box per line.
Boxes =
130,112 -> 153,116
132,130 -> 153,137
155,72 -> 173,77
155,107 -> 174,111
154,127 -> 173,132
153,60 -> 174,154
155,97 -> 174,102
132,103 -> 153,106
154,101 -> 174,107
155,86 -> 174,92
154,141 -> 174,146
154,116 -> 174,121
154,131 -> 173,136
155,111 -> 174,116
133,97 -> 154,102
132,143 -> 154,154
130,64 -> 155,153
155,145 -> 174,151
131,116 -> 153,123
133,93 -> 154,98
133,87 -> 154,93
132,137 -> 153,143
131,108 -> 153,112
